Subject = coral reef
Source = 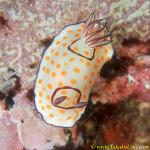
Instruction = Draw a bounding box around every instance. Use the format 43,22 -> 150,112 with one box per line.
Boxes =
0,0 -> 150,149
10,91 -> 68,149
0,0 -> 149,90
0,111 -> 23,150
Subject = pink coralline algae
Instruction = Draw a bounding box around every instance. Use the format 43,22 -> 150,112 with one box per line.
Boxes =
129,67 -> 150,101
92,65 -> 150,103
119,39 -> 150,58
0,0 -> 149,90
0,0 -> 150,149
9,91 -> 68,149
92,76 -> 132,103
0,111 -> 23,150
92,39 -> 150,104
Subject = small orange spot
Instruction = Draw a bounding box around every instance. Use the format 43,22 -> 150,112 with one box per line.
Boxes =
70,39 -> 74,43
83,95 -> 87,99
72,101 -> 77,105
72,115 -> 77,120
61,70 -> 67,76
70,79 -> 77,84
46,95 -> 51,100
45,68 -> 50,74
64,62 -> 68,66
69,57 -> 74,62
86,61 -> 90,67
84,75 -> 88,80
38,79 -> 42,84
47,83 -> 53,89
59,109 -> 66,114
105,49 -> 108,54
58,81 -> 64,86
96,58 -> 100,63
51,72 -> 56,77
80,24 -> 85,29
56,64 -> 60,68
63,36 -> 67,39
74,67 -> 80,73
39,91 -> 43,97
50,60 -> 55,64
46,105 -> 51,109
95,47 -> 99,51
55,51 -> 59,56
67,116 -> 72,120
77,28 -> 82,32
101,56 -> 104,61
49,113 -> 54,118
73,46 -> 78,52
75,33 -> 80,38
56,41 -> 61,45
61,90 -> 67,95
74,109 -> 79,113
63,52 -> 67,56
46,56 -> 50,61
94,64 -> 98,69
67,29 -> 72,33
63,43 -> 68,47
41,106 -> 45,110
84,50 -> 89,56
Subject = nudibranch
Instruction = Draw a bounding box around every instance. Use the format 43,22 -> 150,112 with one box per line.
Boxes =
34,12 -> 114,127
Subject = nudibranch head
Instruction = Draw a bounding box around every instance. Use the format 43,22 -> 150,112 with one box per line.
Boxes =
34,12 -> 114,127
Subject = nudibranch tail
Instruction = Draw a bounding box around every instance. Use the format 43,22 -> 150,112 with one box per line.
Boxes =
81,12 -> 112,48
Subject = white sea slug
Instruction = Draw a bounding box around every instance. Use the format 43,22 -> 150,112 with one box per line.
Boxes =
34,12 -> 114,127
